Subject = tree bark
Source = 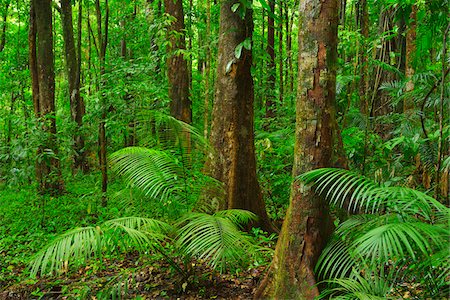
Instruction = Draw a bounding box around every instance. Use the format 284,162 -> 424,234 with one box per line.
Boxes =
278,0 -> 283,104
404,4 -> 417,112
164,0 -> 192,123
95,0 -> 109,206
31,0 -> 65,195
0,1 -> 10,53
255,0 -> 339,297
206,0 -> 274,232
203,0 -> 211,138
60,0 -> 88,173
358,0 -> 369,115
265,0 -> 276,118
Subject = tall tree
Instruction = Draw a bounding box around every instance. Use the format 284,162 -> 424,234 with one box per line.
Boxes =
29,0 -> 64,194
60,0 -> 88,172
265,0 -> 276,118
95,0 -> 109,206
404,4 -> 417,112
206,0 -> 274,232
0,0 -> 9,52
164,0 -> 191,123
255,0 -> 340,297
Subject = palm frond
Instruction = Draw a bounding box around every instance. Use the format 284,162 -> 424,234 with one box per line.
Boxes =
315,237 -> 356,280
213,209 -> 258,228
299,168 -> 446,219
103,217 -> 173,252
318,272 -> 390,300
353,217 -> 445,264
30,226 -> 102,277
137,110 -> 210,153
109,147 -> 183,201
30,217 -> 171,276
176,212 -> 255,272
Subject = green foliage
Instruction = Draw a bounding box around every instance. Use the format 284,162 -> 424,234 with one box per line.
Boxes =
300,168 -> 449,298
29,209 -> 261,277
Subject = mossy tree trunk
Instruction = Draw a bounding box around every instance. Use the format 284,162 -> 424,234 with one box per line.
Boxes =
206,0 -> 274,232
254,0 -> 340,298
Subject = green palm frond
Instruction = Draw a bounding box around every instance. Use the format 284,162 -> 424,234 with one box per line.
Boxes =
30,226 -> 102,276
176,211 -> 256,272
318,272 -> 391,300
299,168 -> 446,219
213,209 -> 258,228
109,147 -> 183,201
137,110 -> 210,153
30,217 -> 170,277
315,237 -> 356,280
104,217 -> 173,251
353,217 -> 445,263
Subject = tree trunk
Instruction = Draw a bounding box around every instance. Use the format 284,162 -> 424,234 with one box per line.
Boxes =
265,0 -> 276,118
278,0 -> 283,104
255,0 -> 339,297
203,0 -> 211,138
31,0 -> 65,195
0,1 -> 10,53
164,0 -> 191,124
404,4 -> 417,112
358,0 -> 369,115
60,0 -> 88,173
206,0 -> 274,232
95,0 -> 109,206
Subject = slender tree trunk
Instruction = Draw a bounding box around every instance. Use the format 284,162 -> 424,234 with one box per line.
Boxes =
404,4 -> 417,112
164,0 -> 192,123
206,0 -> 274,232
265,0 -> 276,118
358,0 -> 369,115
203,0 -> 211,138
278,0 -> 283,104
255,0 -> 339,297
31,0 -> 65,195
95,0 -> 109,206
0,1 -> 10,53
60,0 -> 88,173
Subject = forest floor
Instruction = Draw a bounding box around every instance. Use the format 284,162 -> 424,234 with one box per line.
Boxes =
2,254 -> 264,299
0,175 -> 269,299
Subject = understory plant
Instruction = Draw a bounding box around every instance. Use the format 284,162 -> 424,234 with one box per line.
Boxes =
300,168 -> 449,299
30,210 -> 259,277
30,112 -> 265,280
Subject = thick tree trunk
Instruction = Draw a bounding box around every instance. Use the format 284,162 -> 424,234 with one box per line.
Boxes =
31,0 -> 64,195
206,0 -> 274,232
60,0 -> 88,173
255,0 -> 339,297
164,0 -> 191,124
265,0 -> 276,118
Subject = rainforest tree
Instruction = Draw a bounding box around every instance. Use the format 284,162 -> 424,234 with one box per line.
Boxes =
255,0 -> 340,297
